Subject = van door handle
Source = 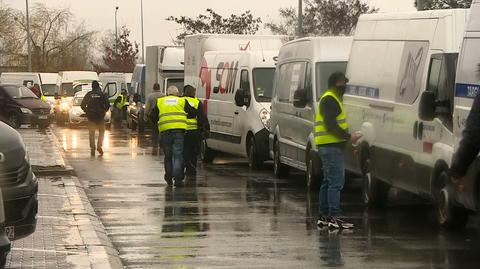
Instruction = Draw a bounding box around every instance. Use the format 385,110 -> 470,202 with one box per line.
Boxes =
234,111 -> 239,115
413,121 -> 418,140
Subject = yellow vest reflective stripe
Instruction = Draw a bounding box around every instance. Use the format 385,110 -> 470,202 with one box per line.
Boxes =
184,97 -> 200,131
315,89 -> 349,145
157,96 -> 187,132
116,95 -> 125,110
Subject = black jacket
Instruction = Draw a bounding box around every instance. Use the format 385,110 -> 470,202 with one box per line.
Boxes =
80,88 -> 110,122
451,94 -> 480,178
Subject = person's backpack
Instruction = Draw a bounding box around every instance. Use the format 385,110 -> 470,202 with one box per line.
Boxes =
86,91 -> 107,121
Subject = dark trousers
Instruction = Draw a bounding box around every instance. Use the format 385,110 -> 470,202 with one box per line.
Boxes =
88,120 -> 105,150
161,130 -> 185,182
151,120 -> 159,149
184,130 -> 201,176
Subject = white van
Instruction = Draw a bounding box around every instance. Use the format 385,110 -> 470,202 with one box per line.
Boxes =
417,1 -> 480,228
184,34 -> 287,168
0,72 -> 59,105
269,37 -> 353,188
343,9 -> 468,222
56,71 -> 99,125
99,72 -> 133,104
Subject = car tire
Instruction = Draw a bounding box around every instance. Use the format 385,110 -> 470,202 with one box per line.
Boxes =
306,151 -> 321,190
38,122 -> 49,129
8,112 -> 21,129
362,158 -> 390,208
273,139 -> 289,178
435,171 -> 470,229
200,139 -> 215,163
247,137 -> 263,170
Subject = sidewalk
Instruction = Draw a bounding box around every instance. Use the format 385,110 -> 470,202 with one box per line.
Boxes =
9,128 -> 123,269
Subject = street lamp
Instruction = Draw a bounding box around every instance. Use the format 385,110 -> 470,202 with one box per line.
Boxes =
140,0 -> 145,64
297,0 -> 303,38
25,0 -> 32,72
115,6 -> 119,54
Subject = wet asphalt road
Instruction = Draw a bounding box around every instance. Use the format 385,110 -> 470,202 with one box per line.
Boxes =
54,126 -> 480,269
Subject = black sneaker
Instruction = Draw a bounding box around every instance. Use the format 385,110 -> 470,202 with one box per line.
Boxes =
97,147 -> 104,156
328,217 -> 354,230
317,216 -> 329,227
165,178 -> 173,187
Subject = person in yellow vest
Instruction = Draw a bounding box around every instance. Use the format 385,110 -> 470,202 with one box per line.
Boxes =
316,72 -> 361,230
183,85 -> 210,180
152,86 -> 196,186
113,89 -> 127,128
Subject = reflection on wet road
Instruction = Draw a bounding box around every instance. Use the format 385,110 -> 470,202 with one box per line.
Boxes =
55,127 -> 480,268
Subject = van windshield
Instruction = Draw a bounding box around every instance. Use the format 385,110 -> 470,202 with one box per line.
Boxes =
41,84 -> 58,96
316,62 -> 347,100
61,83 -> 73,96
253,68 -> 275,102
4,85 -> 39,99
166,79 -> 184,95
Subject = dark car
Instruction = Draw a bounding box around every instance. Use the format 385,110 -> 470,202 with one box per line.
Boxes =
0,84 -> 53,129
0,121 -> 38,241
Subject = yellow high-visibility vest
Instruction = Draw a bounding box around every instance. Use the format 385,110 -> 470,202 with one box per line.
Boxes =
157,96 -> 187,132
314,89 -> 349,145
116,95 -> 126,110
184,97 -> 199,131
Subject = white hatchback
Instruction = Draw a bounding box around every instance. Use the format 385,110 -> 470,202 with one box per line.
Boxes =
68,91 -> 111,128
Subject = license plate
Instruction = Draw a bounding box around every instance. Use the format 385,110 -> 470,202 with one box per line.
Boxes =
38,115 -> 48,120
5,226 -> 14,240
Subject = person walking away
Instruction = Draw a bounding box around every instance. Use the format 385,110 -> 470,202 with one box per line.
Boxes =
144,83 -> 165,155
81,80 -> 110,156
113,89 -> 127,128
315,72 -> 361,230
152,86 -> 196,186
183,85 -> 210,180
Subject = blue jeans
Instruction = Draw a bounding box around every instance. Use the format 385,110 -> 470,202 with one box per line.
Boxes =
161,130 -> 185,182
318,145 -> 345,217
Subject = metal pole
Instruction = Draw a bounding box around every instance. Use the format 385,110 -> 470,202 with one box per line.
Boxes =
26,0 -> 32,72
115,6 -> 119,54
140,0 -> 145,64
297,0 -> 303,38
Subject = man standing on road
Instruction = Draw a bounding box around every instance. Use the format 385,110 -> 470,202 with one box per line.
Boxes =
183,85 -> 210,180
113,89 -> 127,128
152,86 -> 196,186
81,80 -> 110,157
144,83 -> 165,155
315,72 -> 361,230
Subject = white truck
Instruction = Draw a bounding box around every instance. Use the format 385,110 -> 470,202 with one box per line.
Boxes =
343,9 -> 469,227
127,47 -> 184,132
184,34 -> 287,168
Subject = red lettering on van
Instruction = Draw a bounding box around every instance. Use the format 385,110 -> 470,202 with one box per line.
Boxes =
199,58 -> 212,100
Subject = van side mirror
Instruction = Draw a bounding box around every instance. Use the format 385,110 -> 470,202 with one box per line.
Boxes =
419,91 -> 436,121
293,88 -> 308,108
235,88 -> 251,107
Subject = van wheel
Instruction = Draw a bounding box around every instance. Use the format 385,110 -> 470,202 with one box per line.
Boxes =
435,171 -> 469,229
273,140 -> 289,178
200,139 -> 215,163
362,158 -> 390,207
248,137 -> 263,169
8,112 -> 21,129
306,151 -> 321,190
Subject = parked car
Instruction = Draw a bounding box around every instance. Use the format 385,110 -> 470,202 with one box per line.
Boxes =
0,84 -> 53,129
126,64 -> 146,131
343,9 -> 468,225
0,72 -> 59,106
269,36 -> 353,189
0,188 -> 11,269
185,34 -> 287,168
0,121 -> 38,241
67,91 -> 111,128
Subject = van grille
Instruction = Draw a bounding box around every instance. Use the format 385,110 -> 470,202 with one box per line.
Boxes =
0,161 -> 29,187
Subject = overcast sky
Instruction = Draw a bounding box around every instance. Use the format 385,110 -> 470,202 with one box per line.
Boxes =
3,0 -> 416,47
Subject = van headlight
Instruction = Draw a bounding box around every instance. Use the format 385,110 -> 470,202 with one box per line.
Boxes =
21,107 -> 33,114
259,108 -> 270,130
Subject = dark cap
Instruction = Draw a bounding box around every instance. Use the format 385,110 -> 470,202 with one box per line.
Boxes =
328,72 -> 349,88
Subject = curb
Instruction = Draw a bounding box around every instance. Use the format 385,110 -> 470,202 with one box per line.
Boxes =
47,128 -> 124,269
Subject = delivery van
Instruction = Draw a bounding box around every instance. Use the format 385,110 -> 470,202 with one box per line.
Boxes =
0,72 -> 59,105
99,72 -> 132,104
184,34 -> 287,168
127,46 -> 184,132
417,1 -> 480,229
269,37 -> 353,189
56,71 -> 99,125
343,9 -> 468,224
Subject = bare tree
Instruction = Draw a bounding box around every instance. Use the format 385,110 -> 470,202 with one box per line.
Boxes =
415,0 -> 472,9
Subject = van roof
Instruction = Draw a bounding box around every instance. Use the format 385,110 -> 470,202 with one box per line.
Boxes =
359,8 -> 466,21
203,50 -> 279,68
59,71 -> 98,83
466,1 -> 480,32
279,37 -> 353,63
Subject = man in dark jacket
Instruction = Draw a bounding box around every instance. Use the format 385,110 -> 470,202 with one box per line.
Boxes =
451,92 -> 480,184
81,81 -> 110,156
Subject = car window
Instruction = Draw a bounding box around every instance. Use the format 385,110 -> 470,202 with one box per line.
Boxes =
103,83 -> 117,98
61,83 -> 73,96
316,62 -> 347,100
253,68 -> 275,103
276,62 -> 308,103
166,79 -> 184,95
4,85 -> 39,99
41,84 -> 58,96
